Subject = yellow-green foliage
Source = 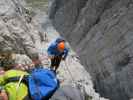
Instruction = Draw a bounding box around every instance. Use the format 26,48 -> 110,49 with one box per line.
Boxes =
25,0 -> 48,10
85,95 -> 93,100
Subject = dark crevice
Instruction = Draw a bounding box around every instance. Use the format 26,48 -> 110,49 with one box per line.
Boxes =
115,53 -> 131,71
94,17 -> 101,25
54,0 -> 89,41
2,36 -> 14,44
49,0 -> 69,19
72,0 -> 89,25
30,35 -> 35,44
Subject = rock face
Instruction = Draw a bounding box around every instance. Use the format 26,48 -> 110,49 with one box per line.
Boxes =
0,0 -> 45,58
0,0 -> 104,100
49,0 -> 133,100
50,85 -> 85,100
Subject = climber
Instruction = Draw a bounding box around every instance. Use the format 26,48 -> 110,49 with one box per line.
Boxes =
47,37 -> 69,72
0,69 -> 29,100
0,68 -> 60,100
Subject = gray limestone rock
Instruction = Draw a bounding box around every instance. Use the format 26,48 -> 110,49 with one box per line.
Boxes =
49,0 -> 133,100
0,0 -> 41,58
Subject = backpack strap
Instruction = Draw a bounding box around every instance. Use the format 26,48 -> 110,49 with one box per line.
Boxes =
6,75 -> 28,85
5,75 -> 33,99
16,74 -> 25,91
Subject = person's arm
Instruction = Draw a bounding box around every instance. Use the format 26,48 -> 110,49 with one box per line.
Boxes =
47,43 -> 57,59
62,48 -> 69,60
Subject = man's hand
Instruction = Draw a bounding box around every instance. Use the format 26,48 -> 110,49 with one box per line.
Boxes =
62,57 -> 66,60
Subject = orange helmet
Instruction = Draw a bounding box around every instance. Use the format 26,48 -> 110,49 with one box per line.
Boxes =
58,42 -> 65,51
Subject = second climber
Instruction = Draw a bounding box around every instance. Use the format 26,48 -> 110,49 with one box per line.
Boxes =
47,37 -> 69,72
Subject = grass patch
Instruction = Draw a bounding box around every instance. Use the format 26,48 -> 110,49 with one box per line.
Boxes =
25,0 -> 48,10
85,95 -> 93,100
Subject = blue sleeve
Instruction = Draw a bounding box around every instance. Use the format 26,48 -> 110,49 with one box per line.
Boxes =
63,48 -> 69,59
47,43 -> 56,56
47,46 -> 52,56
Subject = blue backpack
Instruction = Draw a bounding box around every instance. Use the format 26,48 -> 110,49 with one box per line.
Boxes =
28,68 -> 59,100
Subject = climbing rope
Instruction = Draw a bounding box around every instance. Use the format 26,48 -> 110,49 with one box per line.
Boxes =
63,60 -> 76,86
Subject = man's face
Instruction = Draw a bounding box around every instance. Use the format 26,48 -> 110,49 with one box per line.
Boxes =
0,53 -> 6,60
0,52 -> 14,70
0,52 -> 11,60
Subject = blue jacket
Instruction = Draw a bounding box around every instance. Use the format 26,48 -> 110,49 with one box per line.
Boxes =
47,37 -> 69,59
